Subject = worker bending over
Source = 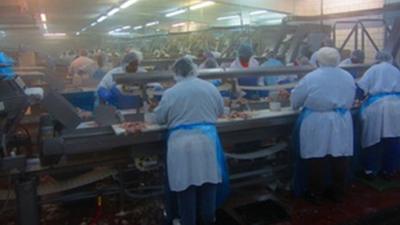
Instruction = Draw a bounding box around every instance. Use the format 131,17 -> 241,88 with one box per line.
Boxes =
291,47 -> 356,203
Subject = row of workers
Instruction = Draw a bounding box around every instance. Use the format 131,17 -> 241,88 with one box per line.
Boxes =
115,47 -> 400,225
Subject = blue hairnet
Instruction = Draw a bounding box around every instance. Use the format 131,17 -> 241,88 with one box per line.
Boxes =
121,51 -> 142,65
375,51 -> 393,63
173,56 -> 197,77
238,43 -> 254,59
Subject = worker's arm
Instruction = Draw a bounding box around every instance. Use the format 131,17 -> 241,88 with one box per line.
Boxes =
290,78 -> 309,110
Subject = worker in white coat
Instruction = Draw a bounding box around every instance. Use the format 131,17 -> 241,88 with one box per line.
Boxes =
97,50 -> 146,106
291,47 -> 356,203
152,57 -> 229,225
230,43 -> 265,100
357,51 -> 400,178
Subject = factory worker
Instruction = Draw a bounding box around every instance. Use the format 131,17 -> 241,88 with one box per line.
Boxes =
152,56 -> 229,225
231,43 -> 265,100
310,38 -> 334,66
291,47 -> 356,203
358,51 -> 400,178
199,52 -> 222,87
339,49 -> 365,66
97,50 -> 146,105
68,49 -> 98,78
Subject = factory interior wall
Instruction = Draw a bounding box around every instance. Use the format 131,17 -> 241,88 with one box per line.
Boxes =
294,0 -> 384,15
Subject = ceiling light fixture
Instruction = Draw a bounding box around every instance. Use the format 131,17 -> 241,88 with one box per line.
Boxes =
217,15 -> 240,21
43,23 -> 48,30
189,1 -> 215,10
107,7 -> 120,16
43,33 -> 66,37
81,27 -> 87,32
120,0 -> 138,9
40,13 -> 47,22
97,16 -> 107,23
122,25 -> 131,30
76,32 -> 80,36
134,25 -> 143,30
115,28 -> 123,32
265,18 -> 283,25
166,9 -> 187,17
249,10 -> 268,16
145,21 -> 159,27
172,22 -> 186,28
110,32 -> 130,36
90,22 -> 97,27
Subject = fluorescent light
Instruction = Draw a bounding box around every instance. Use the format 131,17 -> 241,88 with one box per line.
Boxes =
43,23 -> 47,30
172,22 -> 186,28
109,31 -> 130,36
97,16 -> 107,23
43,33 -> 66,37
115,28 -> 123,32
249,10 -> 268,16
189,1 -> 215,10
217,15 -> 240,21
81,27 -> 87,31
90,22 -> 97,27
166,9 -> 187,17
122,25 -> 131,30
120,0 -> 138,9
107,7 -> 120,16
76,32 -> 80,36
40,13 -> 47,22
134,25 -> 143,30
265,19 -> 283,25
145,21 -> 159,27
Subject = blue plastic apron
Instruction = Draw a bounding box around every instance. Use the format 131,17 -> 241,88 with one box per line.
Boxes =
293,107 -> 349,196
167,123 -> 230,207
360,92 -> 400,115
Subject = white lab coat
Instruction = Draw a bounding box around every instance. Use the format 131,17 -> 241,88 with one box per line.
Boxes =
230,57 -> 263,91
310,51 -> 318,66
97,66 -> 147,90
153,76 -> 224,192
339,58 -> 352,66
357,62 -> 400,148
291,67 -> 356,159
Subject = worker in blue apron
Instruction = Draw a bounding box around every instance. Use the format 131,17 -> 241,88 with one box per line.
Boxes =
96,51 -> 146,108
291,47 -> 356,203
152,56 -> 229,225
357,51 -> 400,179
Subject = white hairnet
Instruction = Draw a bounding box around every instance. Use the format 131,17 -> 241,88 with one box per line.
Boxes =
122,50 -> 143,65
238,43 -> 254,59
375,51 -> 393,63
172,56 -> 197,77
316,47 -> 340,67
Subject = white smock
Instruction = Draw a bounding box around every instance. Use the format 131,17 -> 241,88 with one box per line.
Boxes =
291,67 -> 356,159
96,66 -> 147,91
153,77 -> 224,192
357,62 -> 400,148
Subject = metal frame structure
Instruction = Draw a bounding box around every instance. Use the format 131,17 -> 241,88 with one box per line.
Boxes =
333,19 -> 392,53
